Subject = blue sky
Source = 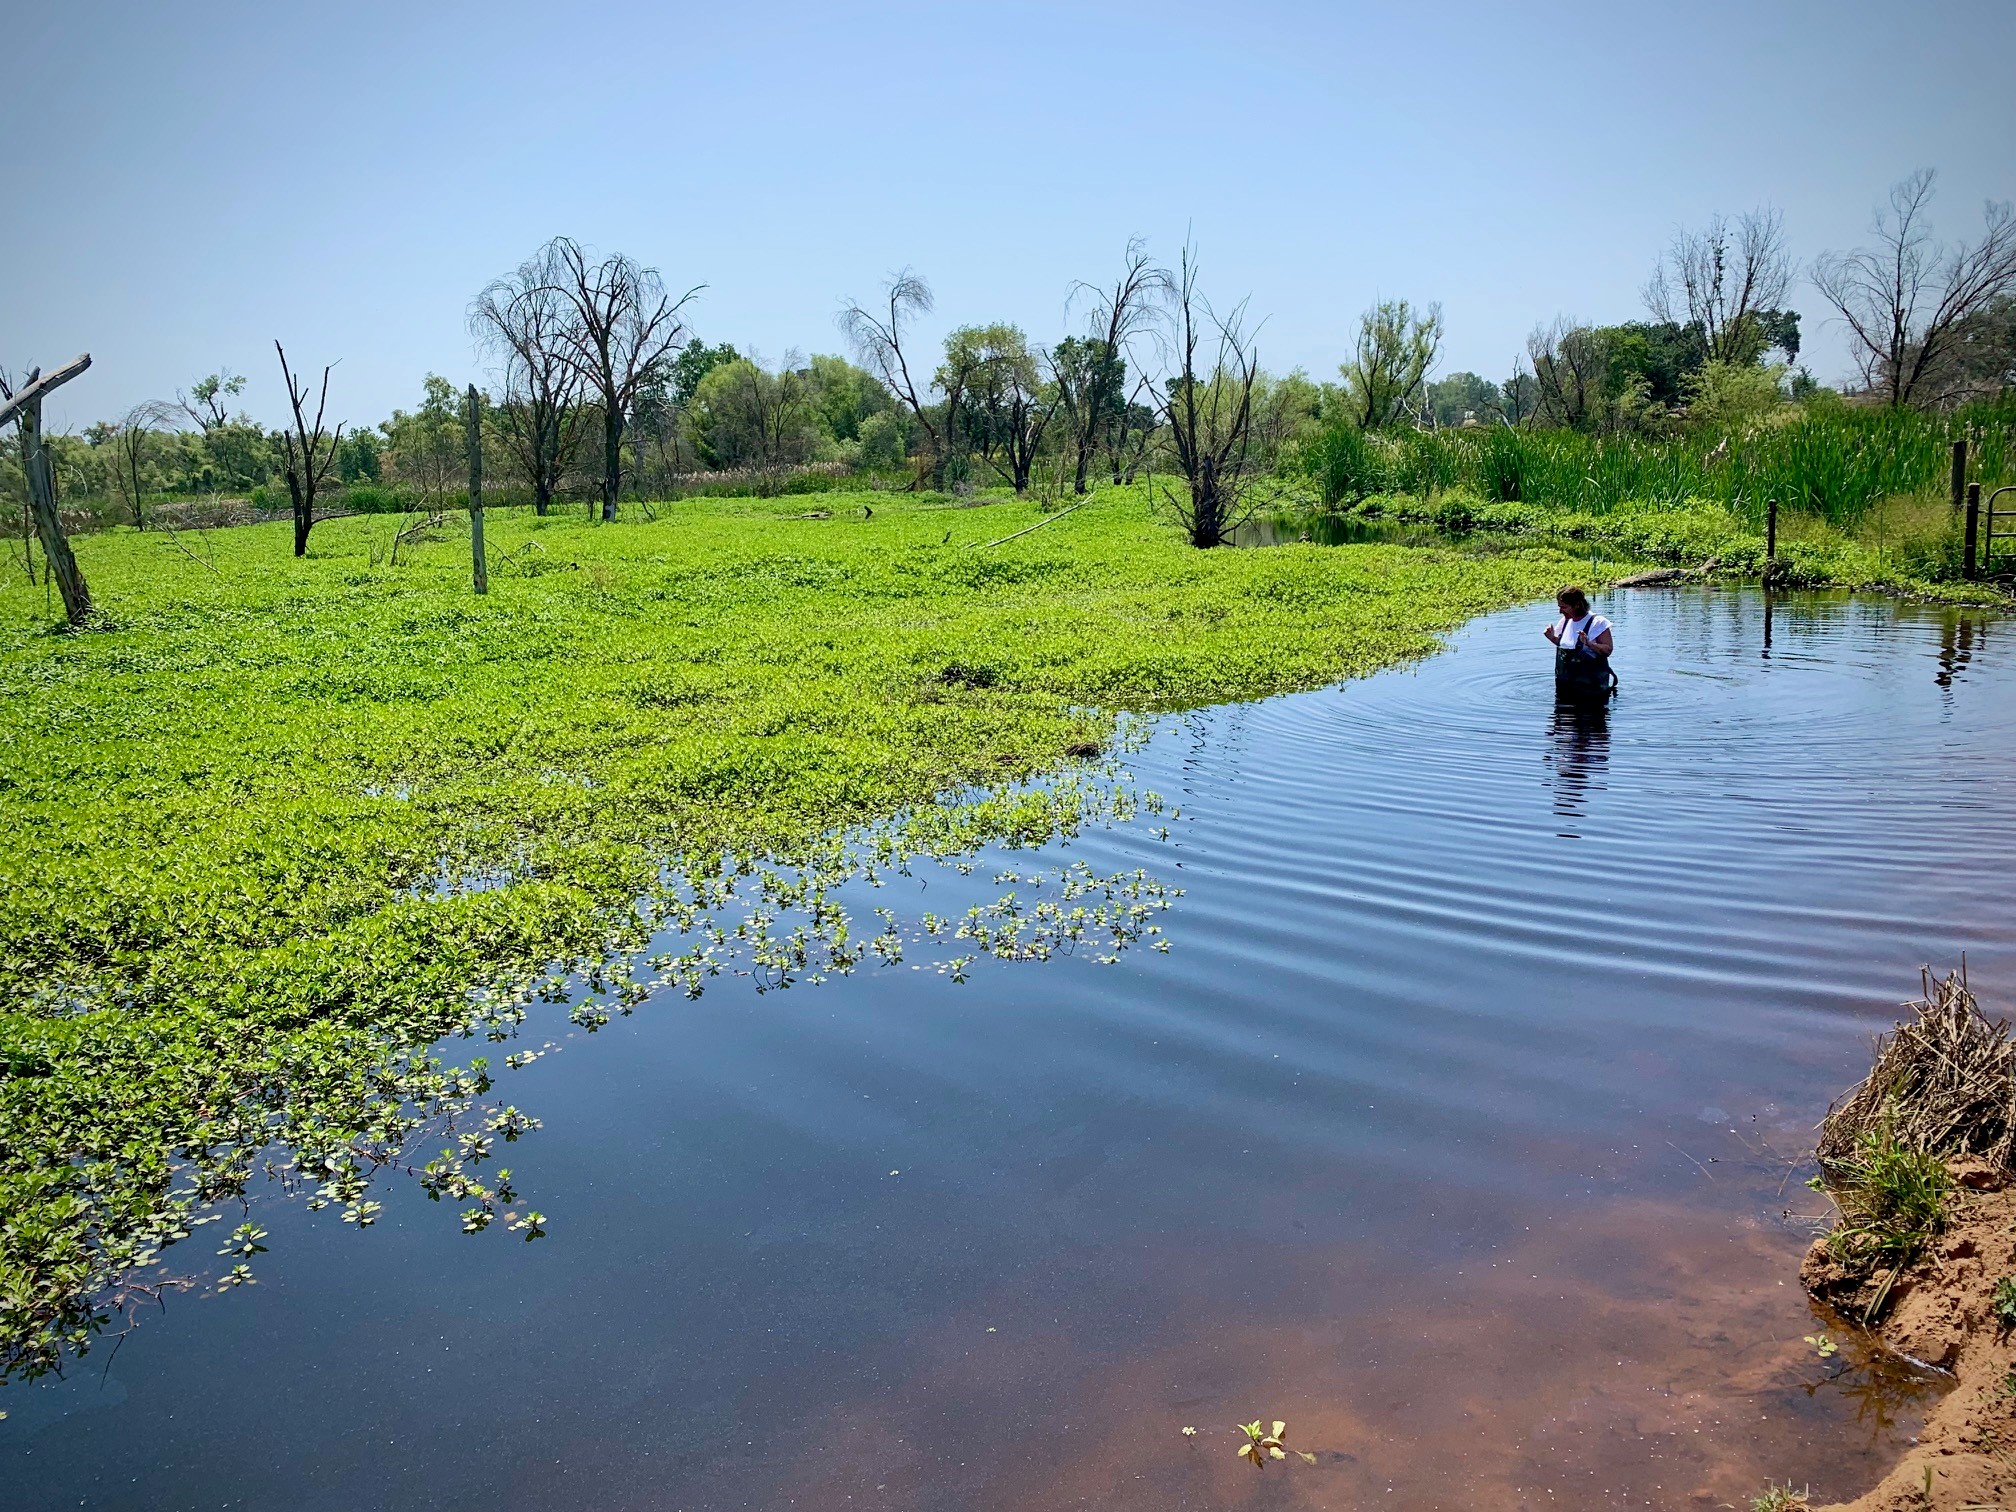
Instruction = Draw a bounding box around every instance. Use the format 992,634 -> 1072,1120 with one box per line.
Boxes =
8,0 -> 2015,431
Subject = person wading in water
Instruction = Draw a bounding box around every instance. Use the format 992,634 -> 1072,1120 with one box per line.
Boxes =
1544,586 -> 1614,697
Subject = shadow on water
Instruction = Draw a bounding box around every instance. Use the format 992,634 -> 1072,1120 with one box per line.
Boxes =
6,586 -> 2014,1512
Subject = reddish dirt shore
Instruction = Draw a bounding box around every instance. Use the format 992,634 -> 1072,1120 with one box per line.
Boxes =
1805,1162 -> 2016,1510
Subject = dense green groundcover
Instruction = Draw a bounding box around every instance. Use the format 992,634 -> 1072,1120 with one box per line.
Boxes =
1328,490 -> 2012,605
0,487 -> 1587,1382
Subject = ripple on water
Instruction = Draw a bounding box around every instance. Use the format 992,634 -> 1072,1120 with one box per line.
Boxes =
6,586 -> 2014,1512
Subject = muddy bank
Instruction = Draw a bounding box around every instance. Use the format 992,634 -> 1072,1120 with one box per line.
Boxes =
1806,1166 -> 2016,1510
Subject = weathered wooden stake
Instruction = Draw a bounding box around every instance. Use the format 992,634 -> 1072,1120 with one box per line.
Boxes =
465,384 -> 486,596
1964,482 -> 1982,579
1765,498 -> 1778,564
18,399 -> 92,626
1952,439 -> 1969,512
1,354 -> 95,626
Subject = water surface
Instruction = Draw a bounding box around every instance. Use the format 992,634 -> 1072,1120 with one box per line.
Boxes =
8,586 -> 2014,1511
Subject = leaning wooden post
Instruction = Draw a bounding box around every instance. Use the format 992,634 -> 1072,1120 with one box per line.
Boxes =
1964,482 -> 1982,579
1951,439 -> 1969,512
465,383 -> 487,596
1,354 -> 95,627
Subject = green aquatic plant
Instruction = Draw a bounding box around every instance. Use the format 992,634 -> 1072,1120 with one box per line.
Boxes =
1820,1117 -> 1952,1277
1235,1419 -> 1315,1467
0,487 -> 1586,1384
1750,1485 -> 1810,1512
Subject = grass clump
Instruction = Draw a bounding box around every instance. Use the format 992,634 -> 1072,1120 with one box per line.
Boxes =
1750,1485 -> 1811,1512
1819,1117 -> 1953,1276
0,486 -> 1587,1383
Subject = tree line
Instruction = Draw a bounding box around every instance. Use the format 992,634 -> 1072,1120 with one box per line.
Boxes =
7,168 -> 2014,554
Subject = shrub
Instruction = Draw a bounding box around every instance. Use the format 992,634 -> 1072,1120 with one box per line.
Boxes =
340,484 -> 407,514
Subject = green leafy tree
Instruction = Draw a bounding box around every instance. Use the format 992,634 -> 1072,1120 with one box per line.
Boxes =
179,369 -> 246,433
337,430 -> 381,483
383,375 -> 466,506
804,354 -> 892,442
1426,371 -> 1502,428
686,357 -> 820,480
1342,299 -> 1443,429
944,324 -> 1049,491
856,410 -> 911,470
672,341 -> 740,406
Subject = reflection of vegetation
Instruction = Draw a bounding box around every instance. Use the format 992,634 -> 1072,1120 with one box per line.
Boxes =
1797,1313 -> 1947,1445
0,489 -> 1584,1384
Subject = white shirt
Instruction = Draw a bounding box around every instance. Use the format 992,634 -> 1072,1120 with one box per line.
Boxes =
1554,612 -> 1611,650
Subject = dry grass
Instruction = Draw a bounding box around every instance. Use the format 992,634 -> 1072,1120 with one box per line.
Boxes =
1819,966 -> 2016,1170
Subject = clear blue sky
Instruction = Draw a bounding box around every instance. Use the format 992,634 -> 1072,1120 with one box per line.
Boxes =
8,0 -> 2014,431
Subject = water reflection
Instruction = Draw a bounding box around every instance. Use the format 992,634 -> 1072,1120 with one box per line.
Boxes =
12,588 -> 2016,1512
1937,615 -> 1984,691
1798,1301 -> 1949,1447
1544,693 -> 1610,832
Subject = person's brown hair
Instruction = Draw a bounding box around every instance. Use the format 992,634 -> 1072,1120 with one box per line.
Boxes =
1557,586 -> 1590,613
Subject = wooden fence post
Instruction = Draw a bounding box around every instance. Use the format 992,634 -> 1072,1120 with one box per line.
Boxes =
1765,498 -> 1778,565
18,397 -> 93,626
1,356 -> 97,627
1965,482 -> 1981,579
1952,439 -> 1969,512
465,384 -> 486,596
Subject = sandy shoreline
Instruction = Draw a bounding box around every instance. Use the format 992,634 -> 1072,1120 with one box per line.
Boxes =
1807,1163 -> 2016,1510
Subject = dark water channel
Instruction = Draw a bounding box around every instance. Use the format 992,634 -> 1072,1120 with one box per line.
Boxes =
9,588 -> 2016,1511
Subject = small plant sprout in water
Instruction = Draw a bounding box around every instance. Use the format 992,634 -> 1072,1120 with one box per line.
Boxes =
1234,1419 -> 1315,1467
1750,1485 -> 1810,1512
1803,1332 -> 1838,1358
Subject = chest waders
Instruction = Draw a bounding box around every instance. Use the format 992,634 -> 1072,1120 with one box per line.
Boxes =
1554,642 -> 1617,698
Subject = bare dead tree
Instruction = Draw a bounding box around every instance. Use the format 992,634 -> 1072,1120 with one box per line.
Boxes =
1055,240 -> 1171,494
471,247 -> 585,515
106,400 -> 179,528
1527,318 -> 1606,431
1813,170 -> 2016,408
274,341 -> 343,557
536,237 -> 700,521
1644,209 -> 1793,365
1154,245 -> 1260,548
839,271 -> 941,484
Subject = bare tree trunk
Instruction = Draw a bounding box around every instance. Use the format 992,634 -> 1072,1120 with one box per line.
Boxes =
601,408 -> 622,522
286,451 -> 311,557
18,398 -> 92,625
466,384 -> 487,594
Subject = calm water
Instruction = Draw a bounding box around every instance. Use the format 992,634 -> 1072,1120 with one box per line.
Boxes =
8,587 -> 2015,1511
